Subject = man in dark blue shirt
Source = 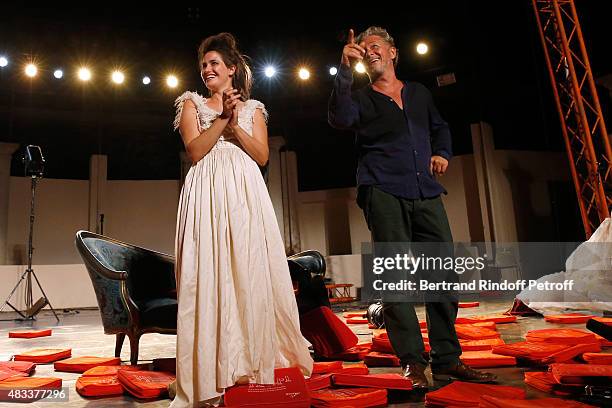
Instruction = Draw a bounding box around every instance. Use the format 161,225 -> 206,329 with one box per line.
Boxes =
328,26 -> 496,388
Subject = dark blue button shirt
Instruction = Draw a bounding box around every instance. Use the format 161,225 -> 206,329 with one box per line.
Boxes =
328,65 -> 452,199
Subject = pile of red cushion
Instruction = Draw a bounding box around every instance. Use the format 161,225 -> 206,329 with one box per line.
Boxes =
224,366 -> 413,407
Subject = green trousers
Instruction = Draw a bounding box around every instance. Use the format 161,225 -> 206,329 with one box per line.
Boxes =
358,185 -> 462,368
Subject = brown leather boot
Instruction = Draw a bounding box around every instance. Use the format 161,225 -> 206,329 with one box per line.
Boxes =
432,361 -> 497,383
402,363 -> 429,389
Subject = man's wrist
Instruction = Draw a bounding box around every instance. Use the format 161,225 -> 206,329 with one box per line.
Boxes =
334,64 -> 354,93
338,64 -> 353,78
433,151 -> 450,161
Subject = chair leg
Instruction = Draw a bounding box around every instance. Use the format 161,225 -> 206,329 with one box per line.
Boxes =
115,333 -> 126,358
128,333 -> 141,365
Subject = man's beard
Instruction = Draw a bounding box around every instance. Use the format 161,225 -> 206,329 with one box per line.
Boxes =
368,65 -> 384,82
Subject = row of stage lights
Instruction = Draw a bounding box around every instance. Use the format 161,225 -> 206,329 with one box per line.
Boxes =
0,57 -> 182,88
0,43 -> 430,88
0,58 -> 357,88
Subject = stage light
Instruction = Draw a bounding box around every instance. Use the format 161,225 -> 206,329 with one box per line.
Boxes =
0,56 -> 8,68
78,67 -> 92,81
111,70 -> 125,84
329,66 -> 338,76
166,74 -> 178,88
298,68 -> 310,80
142,76 -> 151,85
264,66 -> 276,78
416,42 -> 429,55
53,69 -> 63,79
25,64 -> 38,77
355,62 -> 366,73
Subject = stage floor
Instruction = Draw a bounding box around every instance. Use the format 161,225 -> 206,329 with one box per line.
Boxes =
0,301 -> 596,407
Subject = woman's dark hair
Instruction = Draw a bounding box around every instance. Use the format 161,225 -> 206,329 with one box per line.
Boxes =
198,33 -> 252,100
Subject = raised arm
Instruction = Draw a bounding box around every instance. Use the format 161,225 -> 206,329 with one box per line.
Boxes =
328,29 -> 363,130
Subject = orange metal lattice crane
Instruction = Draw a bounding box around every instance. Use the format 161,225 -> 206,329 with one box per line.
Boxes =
532,0 -> 612,238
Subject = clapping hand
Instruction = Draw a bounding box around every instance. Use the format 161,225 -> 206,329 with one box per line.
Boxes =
221,88 -> 241,119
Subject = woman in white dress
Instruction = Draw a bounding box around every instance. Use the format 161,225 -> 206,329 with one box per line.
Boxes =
170,33 -> 313,407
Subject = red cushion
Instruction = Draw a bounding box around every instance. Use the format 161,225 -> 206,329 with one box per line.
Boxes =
76,375 -> 123,397
375,331 -> 388,339
82,365 -> 146,377
524,371 -> 555,393
455,315 -> 517,324
345,318 -> 368,324
0,377 -> 62,402
595,334 -> 612,347
332,373 -> 412,390
550,363 -> 612,385
526,329 -> 598,345
306,374 -> 332,391
14,348 -> 71,363
300,307 -> 358,358
544,313 -> 595,324
224,367 -> 310,407
372,331 -> 431,352
472,321 -> 497,330
8,329 -> 52,339
0,377 -> 62,388
425,381 -> 525,407
312,361 -> 343,374
342,311 -> 366,318
371,334 -> 395,354
363,352 -> 400,367
479,394 -> 595,408
329,362 -> 369,375
0,366 -> 28,381
537,343 -> 600,364
326,345 -> 371,361
582,352 -> 612,365
0,361 -> 36,375
459,302 -> 480,308
524,371 -> 585,396
525,371 -> 585,389
117,369 -> 175,399
493,342 -> 568,358
460,350 -> 516,367
592,317 -> 612,326
455,324 -> 500,340
54,356 -> 121,373
460,338 -> 505,351
311,387 -> 387,407
492,341 -> 600,364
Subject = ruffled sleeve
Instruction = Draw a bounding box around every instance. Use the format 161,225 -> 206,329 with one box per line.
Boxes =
173,91 -> 205,131
245,99 -> 268,124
